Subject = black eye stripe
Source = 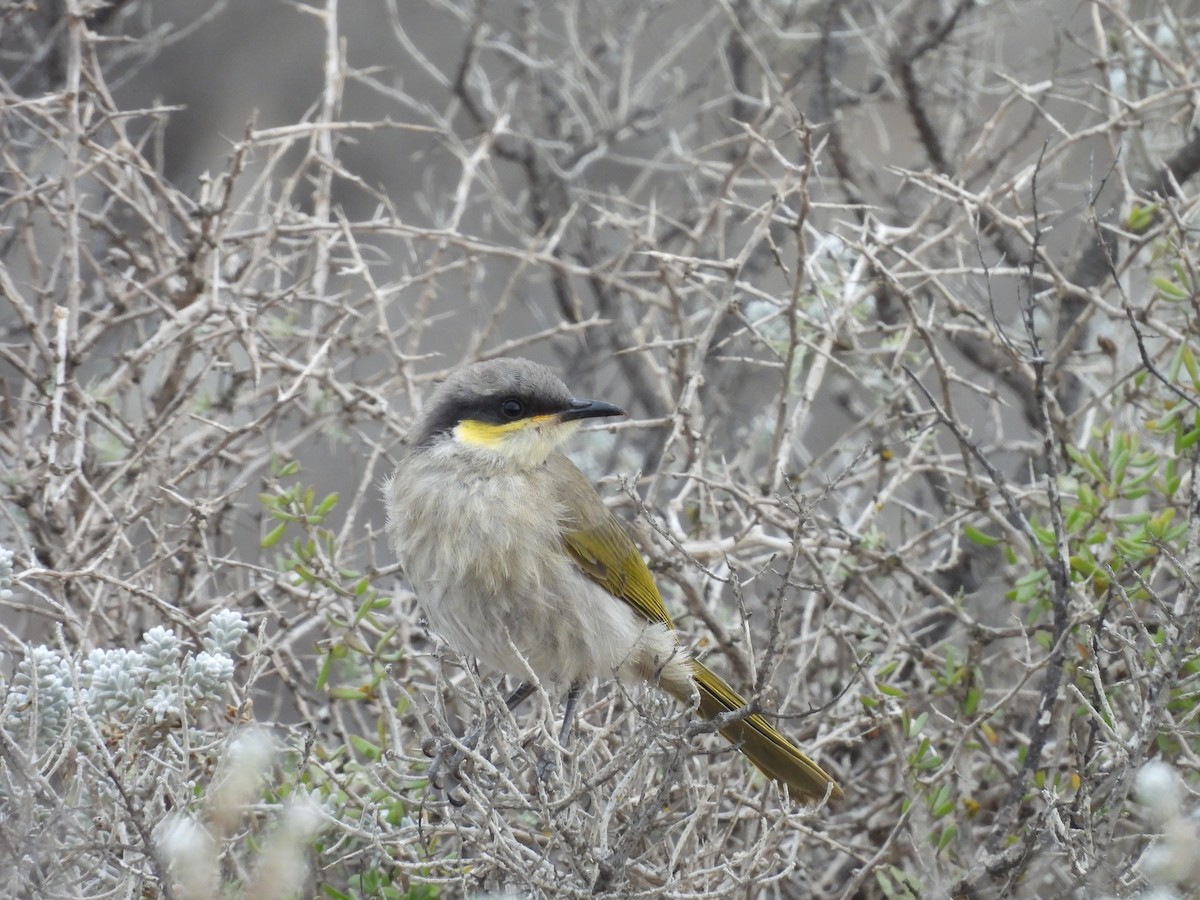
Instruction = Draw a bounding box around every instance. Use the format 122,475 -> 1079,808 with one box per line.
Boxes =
415,387 -> 573,445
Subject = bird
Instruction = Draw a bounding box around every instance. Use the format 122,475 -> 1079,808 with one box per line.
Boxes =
385,356 -> 840,802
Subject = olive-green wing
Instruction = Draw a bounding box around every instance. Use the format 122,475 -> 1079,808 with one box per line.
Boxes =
550,455 -> 842,802
549,454 -> 674,628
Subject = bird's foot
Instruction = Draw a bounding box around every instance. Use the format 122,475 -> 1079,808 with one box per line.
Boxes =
422,735 -> 471,806
535,745 -> 559,784
535,682 -> 582,784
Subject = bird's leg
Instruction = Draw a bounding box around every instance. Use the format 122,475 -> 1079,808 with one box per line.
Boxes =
538,681 -> 583,782
423,682 -> 535,804
421,734 -> 463,801
558,682 -> 583,746
505,681 -> 536,713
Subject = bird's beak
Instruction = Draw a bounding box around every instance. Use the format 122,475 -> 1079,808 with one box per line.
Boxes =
558,398 -> 625,422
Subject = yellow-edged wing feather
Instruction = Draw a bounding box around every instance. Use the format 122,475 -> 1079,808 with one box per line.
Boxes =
549,454 -> 841,802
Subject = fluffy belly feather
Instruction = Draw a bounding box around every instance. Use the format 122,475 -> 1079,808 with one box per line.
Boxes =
387,455 -> 681,690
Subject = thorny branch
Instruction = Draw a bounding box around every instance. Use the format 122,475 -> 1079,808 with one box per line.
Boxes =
4,1 -> 1200,898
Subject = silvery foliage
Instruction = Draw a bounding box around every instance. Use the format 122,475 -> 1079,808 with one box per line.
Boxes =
3,578 -> 249,750
1134,762 -> 1200,891
0,547 -> 13,600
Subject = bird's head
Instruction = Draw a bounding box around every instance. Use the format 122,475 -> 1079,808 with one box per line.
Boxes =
410,358 -> 625,468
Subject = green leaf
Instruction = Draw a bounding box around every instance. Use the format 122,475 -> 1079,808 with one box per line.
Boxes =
1126,203 -> 1159,232
1065,508 -> 1088,534
1030,521 -> 1058,548
1111,447 -> 1130,485
911,736 -> 931,763
930,783 -> 953,816
964,525 -> 1000,546
1015,568 -> 1049,588
354,594 -> 381,625
1122,465 -> 1158,492
275,459 -> 301,477
1115,540 -> 1150,564
1069,555 -> 1096,579
908,712 -> 928,738
1153,276 -> 1189,300
261,521 -> 288,548
1148,508 -> 1176,538
349,734 -> 382,759
963,686 -> 981,717
1177,423 -> 1200,452
1077,483 -> 1098,510
1163,522 -> 1188,543
315,650 -> 335,691
877,659 -> 900,678
331,686 -> 373,701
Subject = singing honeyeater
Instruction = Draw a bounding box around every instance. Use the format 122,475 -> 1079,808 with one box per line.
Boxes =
385,357 -> 840,801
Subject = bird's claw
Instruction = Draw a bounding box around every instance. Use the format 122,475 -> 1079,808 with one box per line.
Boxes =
536,747 -> 558,784
423,736 -> 470,795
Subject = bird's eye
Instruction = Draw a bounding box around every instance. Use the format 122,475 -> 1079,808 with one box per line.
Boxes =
500,398 -> 524,419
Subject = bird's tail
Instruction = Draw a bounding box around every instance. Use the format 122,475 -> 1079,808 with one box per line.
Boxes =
682,659 -> 841,802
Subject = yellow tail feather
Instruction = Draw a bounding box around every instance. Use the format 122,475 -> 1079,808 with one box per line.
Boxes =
684,660 -> 842,802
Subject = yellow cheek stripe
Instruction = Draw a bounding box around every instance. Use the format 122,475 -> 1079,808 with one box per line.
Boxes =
455,415 -> 558,448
